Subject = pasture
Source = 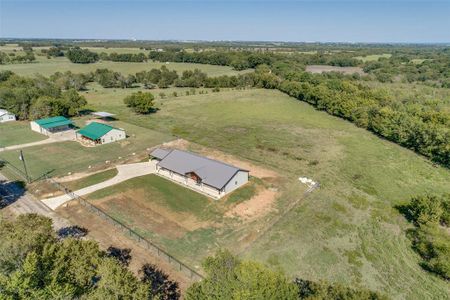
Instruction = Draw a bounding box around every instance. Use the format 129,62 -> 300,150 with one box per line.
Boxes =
80,88 -> 449,299
353,53 -> 392,62
305,65 -> 365,75
0,56 -> 249,77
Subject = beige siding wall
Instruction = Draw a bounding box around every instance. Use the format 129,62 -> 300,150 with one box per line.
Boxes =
223,171 -> 249,194
155,166 -> 221,199
100,129 -> 126,144
0,114 -> 16,123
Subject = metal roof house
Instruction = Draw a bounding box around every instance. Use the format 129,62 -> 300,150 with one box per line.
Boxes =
77,122 -> 125,146
150,148 -> 249,199
0,109 -> 16,123
30,116 -> 73,135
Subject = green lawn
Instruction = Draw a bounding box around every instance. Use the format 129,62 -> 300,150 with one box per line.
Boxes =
88,174 -> 214,218
0,121 -> 47,147
90,88 -> 448,299
0,120 -> 172,180
65,168 -> 118,191
0,56 -> 250,77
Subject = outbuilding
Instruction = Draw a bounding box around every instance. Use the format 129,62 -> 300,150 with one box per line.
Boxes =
150,148 -> 249,199
30,116 -> 73,135
0,109 -> 16,123
77,122 -> 126,145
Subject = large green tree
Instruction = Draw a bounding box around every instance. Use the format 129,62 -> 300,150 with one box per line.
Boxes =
124,91 -> 155,114
185,249 -> 298,300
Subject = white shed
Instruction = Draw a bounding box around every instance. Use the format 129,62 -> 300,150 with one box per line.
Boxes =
77,122 -> 126,145
0,109 -> 16,123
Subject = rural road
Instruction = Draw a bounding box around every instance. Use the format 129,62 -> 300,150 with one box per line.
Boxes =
0,173 -> 71,229
0,130 -> 76,152
42,161 -> 156,210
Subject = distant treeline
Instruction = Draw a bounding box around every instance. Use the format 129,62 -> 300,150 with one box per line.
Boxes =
149,49 -> 450,87
43,46 -> 148,63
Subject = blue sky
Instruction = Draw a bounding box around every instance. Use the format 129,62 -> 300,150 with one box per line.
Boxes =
1,1 -> 449,43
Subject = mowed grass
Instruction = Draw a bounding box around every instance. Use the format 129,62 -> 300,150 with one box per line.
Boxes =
86,88 -> 450,298
0,56 -> 250,77
0,121 -> 47,147
65,168 -> 118,191
86,174 -> 229,263
0,120 -> 172,180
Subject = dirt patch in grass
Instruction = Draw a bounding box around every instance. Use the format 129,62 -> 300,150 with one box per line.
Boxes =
306,65 -> 365,75
225,187 -> 278,221
56,202 -> 193,292
94,188 -> 211,239
56,167 -> 116,182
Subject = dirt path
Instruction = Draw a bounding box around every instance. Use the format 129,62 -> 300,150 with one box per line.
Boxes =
0,130 -> 76,152
42,161 -> 156,209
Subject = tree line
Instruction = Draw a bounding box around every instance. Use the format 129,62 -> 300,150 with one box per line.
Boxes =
0,214 -> 388,299
0,71 -> 87,120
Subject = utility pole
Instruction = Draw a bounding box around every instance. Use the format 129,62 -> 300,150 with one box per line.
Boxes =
19,150 -> 30,183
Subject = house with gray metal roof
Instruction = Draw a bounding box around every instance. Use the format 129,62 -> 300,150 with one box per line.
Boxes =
150,148 -> 249,199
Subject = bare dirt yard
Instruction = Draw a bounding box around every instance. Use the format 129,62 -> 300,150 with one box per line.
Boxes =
306,65 -> 365,75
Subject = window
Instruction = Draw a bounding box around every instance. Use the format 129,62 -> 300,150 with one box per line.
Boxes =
235,181 -> 238,185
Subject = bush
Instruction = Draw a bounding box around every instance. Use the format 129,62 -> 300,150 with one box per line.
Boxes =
124,91 -> 155,114
66,47 -> 99,64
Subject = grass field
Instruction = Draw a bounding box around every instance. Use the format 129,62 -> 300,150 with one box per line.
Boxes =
1,56 -> 449,298
0,120 -> 172,180
84,174 -> 263,267
354,53 -> 392,62
0,56 -> 249,77
77,88 -> 450,299
0,121 -> 47,147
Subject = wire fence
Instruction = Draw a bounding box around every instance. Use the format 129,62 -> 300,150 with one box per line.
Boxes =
44,175 -> 204,281
0,158 -> 30,182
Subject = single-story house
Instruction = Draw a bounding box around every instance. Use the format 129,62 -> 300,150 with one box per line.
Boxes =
30,116 -> 73,135
0,109 -> 16,123
76,122 -> 126,145
150,148 -> 249,199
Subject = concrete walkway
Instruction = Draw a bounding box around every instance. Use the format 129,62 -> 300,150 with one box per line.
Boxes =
42,161 -> 156,210
0,130 -> 76,152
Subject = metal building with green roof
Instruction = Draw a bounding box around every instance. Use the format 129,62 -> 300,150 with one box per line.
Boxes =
30,116 -> 73,136
76,122 -> 126,145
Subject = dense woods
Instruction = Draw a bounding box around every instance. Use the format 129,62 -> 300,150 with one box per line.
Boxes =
0,214 -> 179,299
0,71 -> 87,120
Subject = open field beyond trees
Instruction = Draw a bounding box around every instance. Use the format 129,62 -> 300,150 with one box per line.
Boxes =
0,55 -> 250,77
